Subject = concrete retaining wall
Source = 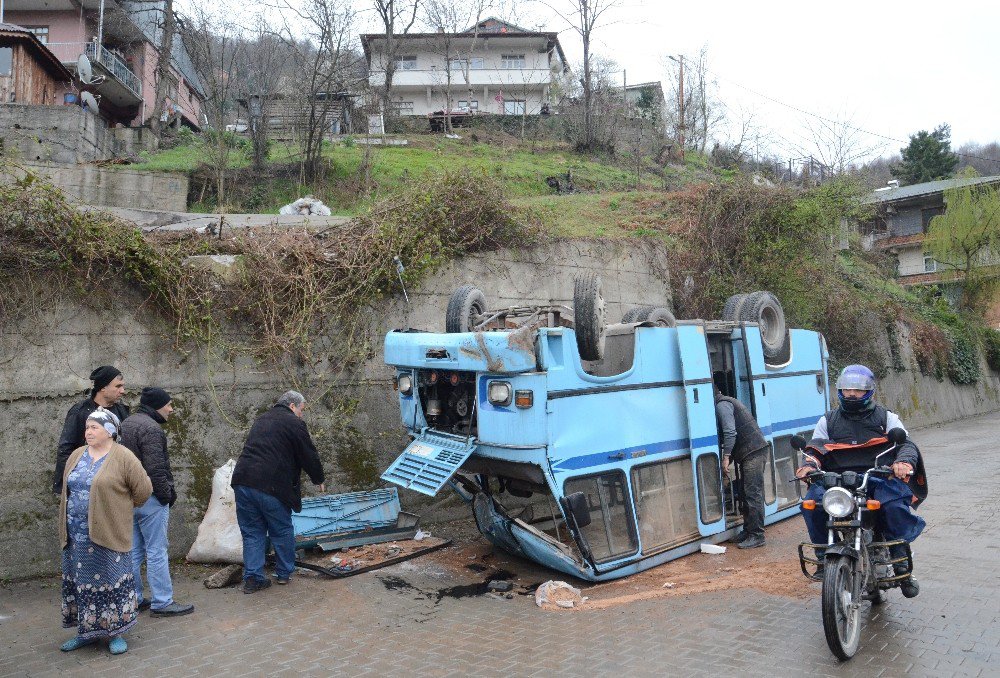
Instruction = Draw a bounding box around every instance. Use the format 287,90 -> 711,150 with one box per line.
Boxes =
0,104 -> 156,164
20,161 -> 188,211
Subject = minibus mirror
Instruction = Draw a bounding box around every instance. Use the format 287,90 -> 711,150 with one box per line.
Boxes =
790,435 -> 807,451
887,428 -> 907,445
561,492 -> 592,529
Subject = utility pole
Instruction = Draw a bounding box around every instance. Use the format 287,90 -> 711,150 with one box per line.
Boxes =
677,55 -> 684,163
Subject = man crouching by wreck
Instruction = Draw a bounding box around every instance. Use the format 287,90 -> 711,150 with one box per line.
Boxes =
231,391 -> 325,593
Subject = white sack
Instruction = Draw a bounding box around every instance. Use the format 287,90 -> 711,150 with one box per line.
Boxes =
278,196 -> 332,216
186,459 -> 243,564
534,580 -> 585,609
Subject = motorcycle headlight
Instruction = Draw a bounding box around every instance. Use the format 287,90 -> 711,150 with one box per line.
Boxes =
397,373 -> 413,396
822,486 -> 856,518
487,381 -> 512,406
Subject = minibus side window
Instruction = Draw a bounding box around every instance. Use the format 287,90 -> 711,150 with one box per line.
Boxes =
696,454 -> 724,524
564,472 -> 638,562
763,442 -> 777,505
773,433 -> 809,507
631,458 -> 699,551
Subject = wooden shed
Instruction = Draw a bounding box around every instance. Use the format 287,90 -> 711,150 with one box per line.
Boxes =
0,22 -> 73,105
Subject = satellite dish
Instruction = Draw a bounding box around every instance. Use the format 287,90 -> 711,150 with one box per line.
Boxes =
77,54 -> 93,84
80,91 -> 100,114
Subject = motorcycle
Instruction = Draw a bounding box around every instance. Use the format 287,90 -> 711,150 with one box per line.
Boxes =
792,428 -> 917,660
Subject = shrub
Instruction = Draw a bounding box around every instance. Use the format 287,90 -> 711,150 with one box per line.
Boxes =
983,329 -> 1000,373
946,326 -> 981,384
909,320 -> 949,380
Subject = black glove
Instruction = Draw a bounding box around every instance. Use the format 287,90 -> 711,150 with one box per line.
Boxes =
168,487 -> 178,508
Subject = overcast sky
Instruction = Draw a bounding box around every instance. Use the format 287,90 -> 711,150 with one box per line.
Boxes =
515,0 -> 1000,161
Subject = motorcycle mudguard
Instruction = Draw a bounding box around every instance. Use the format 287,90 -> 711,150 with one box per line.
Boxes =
824,543 -> 860,561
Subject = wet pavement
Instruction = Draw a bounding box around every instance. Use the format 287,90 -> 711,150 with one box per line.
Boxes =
1,411 -> 997,677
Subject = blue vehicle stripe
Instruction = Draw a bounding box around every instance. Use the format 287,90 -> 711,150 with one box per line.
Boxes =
762,415 -> 820,436
552,434 -> 720,471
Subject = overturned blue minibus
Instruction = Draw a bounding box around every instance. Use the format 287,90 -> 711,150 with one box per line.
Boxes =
381,278 -> 829,581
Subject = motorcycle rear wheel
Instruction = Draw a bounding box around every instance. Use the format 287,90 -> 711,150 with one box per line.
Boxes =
822,555 -> 862,660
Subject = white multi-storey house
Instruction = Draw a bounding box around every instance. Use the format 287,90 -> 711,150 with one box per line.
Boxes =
361,18 -> 568,117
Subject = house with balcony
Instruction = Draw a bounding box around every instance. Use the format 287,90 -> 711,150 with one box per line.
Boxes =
2,0 -> 203,128
862,174 -> 1000,285
361,18 -> 568,117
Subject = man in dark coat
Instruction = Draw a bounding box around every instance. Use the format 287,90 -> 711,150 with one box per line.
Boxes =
54,366 -> 129,493
715,391 -> 769,549
120,387 -> 194,617
232,390 -> 325,593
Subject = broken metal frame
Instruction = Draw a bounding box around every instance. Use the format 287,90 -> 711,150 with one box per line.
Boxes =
293,539 -> 454,579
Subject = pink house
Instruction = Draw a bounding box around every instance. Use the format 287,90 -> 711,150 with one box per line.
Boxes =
2,0 -> 203,127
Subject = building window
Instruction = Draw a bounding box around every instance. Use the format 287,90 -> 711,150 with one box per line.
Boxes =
503,99 -> 525,115
25,26 -> 49,44
391,101 -> 414,114
501,54 -> 526,69
0,48 -> 12,77
921,205 -> 945,232
923,253 -> 937,273
457,100 -> 478,111
394,56 -> 417,70
450,57 -> 484,70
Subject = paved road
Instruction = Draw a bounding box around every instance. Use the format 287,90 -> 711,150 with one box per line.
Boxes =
2,412 -> 997,677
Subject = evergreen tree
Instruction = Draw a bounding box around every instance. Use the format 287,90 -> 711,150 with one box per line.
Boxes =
891,124 -> 960,185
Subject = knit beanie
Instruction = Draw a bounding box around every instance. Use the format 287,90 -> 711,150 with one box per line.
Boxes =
89,365 -> 122,397
140,387 -> 172,410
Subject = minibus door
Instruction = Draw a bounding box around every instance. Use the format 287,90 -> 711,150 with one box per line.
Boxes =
677,325 -> 726,536
739,323 -> 779,517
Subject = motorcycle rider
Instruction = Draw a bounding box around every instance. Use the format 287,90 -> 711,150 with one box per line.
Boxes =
795,364 -> 926,598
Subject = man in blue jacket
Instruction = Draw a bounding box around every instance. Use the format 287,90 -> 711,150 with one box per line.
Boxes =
232,391 -> 325,593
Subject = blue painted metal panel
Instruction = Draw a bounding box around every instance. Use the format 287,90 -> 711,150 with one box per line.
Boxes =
676,324 -> 726,537
381,431 -> 477,496
292,488 -> 401,540
383,330 -> 537,374
476,373 -> 547,447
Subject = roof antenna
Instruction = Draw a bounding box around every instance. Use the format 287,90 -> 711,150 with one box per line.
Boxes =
393,256 -> 410,304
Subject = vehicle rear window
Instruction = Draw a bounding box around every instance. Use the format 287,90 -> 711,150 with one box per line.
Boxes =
564,472 -> 638,562
696,454 -> 724,524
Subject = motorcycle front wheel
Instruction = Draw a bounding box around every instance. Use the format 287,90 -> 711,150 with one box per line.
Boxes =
822,554 -> 862,660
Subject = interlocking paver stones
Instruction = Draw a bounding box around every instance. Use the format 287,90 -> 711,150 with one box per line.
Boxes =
2,411 -> 999,677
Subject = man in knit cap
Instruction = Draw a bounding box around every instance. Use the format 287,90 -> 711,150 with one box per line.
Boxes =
120,387 -> 194,617
54,366 -> 130,493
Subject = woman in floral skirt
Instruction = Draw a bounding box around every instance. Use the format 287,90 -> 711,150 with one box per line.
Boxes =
58,407 -> 152,655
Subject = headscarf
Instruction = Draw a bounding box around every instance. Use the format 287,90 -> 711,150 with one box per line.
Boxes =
87,407 -> 122,442
89,365 -> 122,397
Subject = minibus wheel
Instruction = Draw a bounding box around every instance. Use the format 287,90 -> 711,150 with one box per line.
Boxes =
739,291 -> 790,363
722,293 -> 749,321
574,273 -> 606,361
622,306 -> 676,327
446,285 -> 488,333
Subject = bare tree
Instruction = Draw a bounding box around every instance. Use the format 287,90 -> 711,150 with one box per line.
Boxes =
278,0 -> 360,183
538,0 -> 619,150
239,17 -> 288,171
422,0 -> 491,133
371,0 -> 422,119
149,0 -> 177,139
789,110 -> 885,176
178,3 -> 245,208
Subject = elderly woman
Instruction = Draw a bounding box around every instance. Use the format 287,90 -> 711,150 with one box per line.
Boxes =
58,407 -> 151,655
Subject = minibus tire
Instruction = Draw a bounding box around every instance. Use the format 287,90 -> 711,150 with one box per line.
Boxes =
446,285 -> 487,333
722,293 -> 749,321
739,291 -> 789,363
621,306 -> 650,323
638,306 -> 676,327
574,273 -> 606,361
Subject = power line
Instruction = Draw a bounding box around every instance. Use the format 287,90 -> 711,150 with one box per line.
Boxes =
672,57 -> 1000,167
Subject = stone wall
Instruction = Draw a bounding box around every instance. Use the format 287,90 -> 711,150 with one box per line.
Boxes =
0,104 -> 156,164
19,161 -> 188,211
0,239 -> 672,579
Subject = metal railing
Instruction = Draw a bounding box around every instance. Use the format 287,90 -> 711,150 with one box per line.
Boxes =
46,41 -> 142,99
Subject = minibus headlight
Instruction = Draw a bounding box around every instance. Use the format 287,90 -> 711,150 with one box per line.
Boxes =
397,374 -> 413,396
487,381 -> 512,406
822,486 -> 856,518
